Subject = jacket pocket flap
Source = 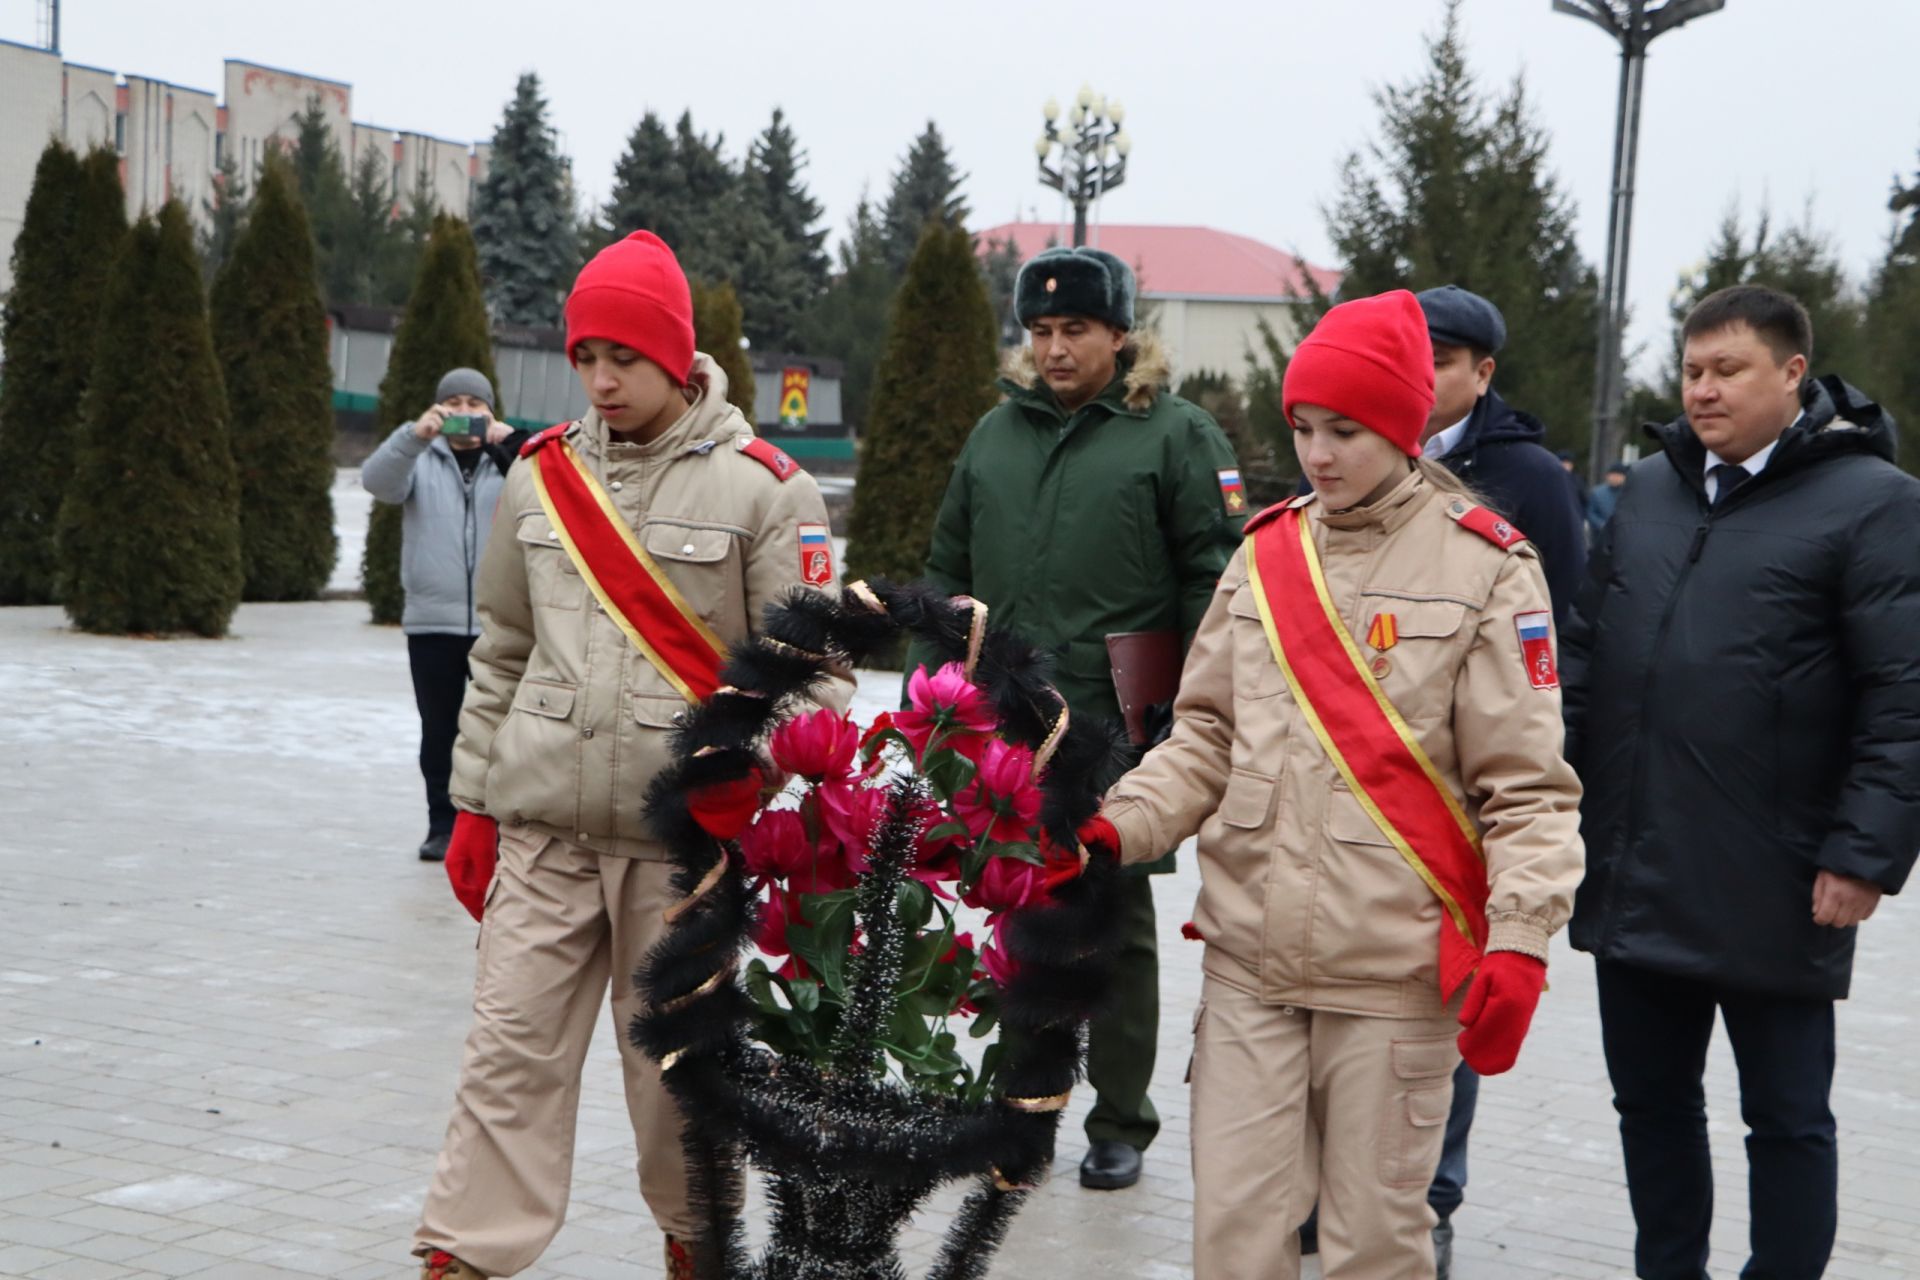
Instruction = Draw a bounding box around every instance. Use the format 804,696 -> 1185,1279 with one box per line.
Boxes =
1219,769 -> 1276,829
516,513 -> 560,545
1390,1035 -> 1457,1082
644,524 -> 732,564
513,678 -> 576,719
1326,787 -> 1396,847
1363,597 -> 1465,639
633,693 -> 688,729
1226,583 -> 1265,620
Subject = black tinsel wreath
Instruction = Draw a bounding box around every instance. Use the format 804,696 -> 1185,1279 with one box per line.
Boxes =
629,579 -> 1136,1280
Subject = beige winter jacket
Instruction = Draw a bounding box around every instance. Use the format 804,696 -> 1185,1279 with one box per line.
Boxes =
1103,469 -> 1585,1018
449,355 -> 852,859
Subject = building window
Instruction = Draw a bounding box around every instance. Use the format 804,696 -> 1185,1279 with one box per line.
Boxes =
115,112 -> 125,154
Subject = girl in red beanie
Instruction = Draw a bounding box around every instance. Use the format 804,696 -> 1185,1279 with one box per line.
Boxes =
414,231 -> 852,1280
1080,290 -> 1585,1278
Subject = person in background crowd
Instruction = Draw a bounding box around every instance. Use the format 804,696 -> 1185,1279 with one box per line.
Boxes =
359,367 -> 524,862
1586,462 -> 1628,537
1563,284 -> 1920,1280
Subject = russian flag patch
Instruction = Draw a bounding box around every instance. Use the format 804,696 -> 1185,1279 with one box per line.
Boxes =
1218,468 -> 1247,515
1515,610 -> 1558,690
798,523 -> 833,587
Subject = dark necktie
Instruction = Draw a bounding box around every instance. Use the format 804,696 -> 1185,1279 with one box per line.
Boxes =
1711,464 -> 1749,509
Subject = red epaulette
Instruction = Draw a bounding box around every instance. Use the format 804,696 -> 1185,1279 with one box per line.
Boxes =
1445,499 -> 1529,550
518,422 -> 572,459
735,436 -> 801,482
1242,492 -> 1314,536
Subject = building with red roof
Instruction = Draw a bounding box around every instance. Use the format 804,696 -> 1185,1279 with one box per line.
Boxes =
977,222 -> 1341,380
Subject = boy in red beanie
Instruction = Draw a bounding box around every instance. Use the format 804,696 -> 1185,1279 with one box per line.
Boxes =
413,231 -> 851,1280
1080,291 -> 1584,1278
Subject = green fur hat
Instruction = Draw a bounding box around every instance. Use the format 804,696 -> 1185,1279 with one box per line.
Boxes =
1013,247 -> 1135,331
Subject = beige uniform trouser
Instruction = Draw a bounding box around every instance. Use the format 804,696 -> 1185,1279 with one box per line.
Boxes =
414,825 -> 707,1277
1191,975 -> 1460,1280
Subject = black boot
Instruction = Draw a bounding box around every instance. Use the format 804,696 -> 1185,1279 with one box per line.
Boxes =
1078,1140 -> 1142,1190
418,831 -> 450,862
1433,1217 -> 1454,1280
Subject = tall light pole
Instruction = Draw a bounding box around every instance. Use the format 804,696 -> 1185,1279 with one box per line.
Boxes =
1557,0 -> 1724,480
1035,84 -> 1131,248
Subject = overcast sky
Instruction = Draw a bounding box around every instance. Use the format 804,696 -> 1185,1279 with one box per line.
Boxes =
9,0 -> 1917,376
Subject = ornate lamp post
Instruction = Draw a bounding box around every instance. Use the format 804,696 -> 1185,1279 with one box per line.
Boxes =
1035,84 -> 1131,248
1556,0 -> 1725,480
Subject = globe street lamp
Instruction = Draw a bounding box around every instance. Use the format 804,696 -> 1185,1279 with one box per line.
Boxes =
1036,84 -> 1130,248
1556,0 -> 1725,481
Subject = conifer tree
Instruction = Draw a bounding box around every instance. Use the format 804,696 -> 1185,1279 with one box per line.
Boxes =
289,94 -> 353,295
472,72 -> 578,326
211,151 -> 338,601
198,152 -> 251,284
362,215 -> 498,623
1318,0 -> 1598,455
881,122 -> 970,274
0,142 -> 128,603
1868,153 -> 1920,470
601,111 -> 685,253
844,223 -> 997,584
746,108 -> 829,297
692,279 -> 756,420
732,108 -> 829,350
59,202 -> 243,635
797,197 -> 894,431
980,235 -> 1023,346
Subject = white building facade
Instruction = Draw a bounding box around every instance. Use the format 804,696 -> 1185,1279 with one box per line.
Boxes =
0,40 -> 487,297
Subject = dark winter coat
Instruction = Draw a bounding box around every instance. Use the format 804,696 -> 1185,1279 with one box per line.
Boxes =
1562,376 -> 1920,999
919,332 -> 1248,871
1428,389 -> 1588,626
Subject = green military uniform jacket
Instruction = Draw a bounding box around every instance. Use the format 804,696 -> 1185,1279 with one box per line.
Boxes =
918,331 -> 1248,872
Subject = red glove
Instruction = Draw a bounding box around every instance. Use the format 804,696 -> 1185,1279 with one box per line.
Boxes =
1077,815 -> 1121,859
687,767 -> 767,840
446,812 -> 500,922
1456,951 -> 1546,1076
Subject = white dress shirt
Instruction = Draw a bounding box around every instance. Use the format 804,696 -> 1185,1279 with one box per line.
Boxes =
1422,414 -> 1472,460
1704,412 -> 1802,502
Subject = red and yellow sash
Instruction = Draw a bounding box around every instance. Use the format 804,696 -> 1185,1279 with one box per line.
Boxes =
527,437 -> 725,703
1244,507 -> 1488,999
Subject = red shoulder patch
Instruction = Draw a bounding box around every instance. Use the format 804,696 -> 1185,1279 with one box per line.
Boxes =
1450,502 -> 1529,550
518,422 -> 571,459
736,436 -> 800,482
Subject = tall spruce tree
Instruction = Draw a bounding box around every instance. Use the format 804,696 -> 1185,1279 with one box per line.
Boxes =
692,279 -> 756,419
361,215 -> 498,623
60,202 -> 243,635
602,111 -> 686,252
881,122 -> 970,274
289,94 -> 352,297
797,196 -> 894,431
1868,153 -> 1920,470
198,152 -> 251,284
1318,0 -> 1598,455
472,72 -> 578,326
733,108 -> 829,350
211,151 -> 338,601
0,142 -> 128,604
980,235 -> 1023,346
843,222 -> 997,584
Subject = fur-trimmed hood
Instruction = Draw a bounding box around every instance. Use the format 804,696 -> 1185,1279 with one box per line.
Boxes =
1000,329 -> 1173,415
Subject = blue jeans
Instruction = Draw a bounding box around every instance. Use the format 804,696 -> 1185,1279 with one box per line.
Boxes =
1427,1061 -> 1479,1221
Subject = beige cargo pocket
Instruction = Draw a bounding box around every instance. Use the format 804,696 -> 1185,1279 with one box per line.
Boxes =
1378,1035 -> 1457,1187
517,513 -> 584,610
642,521 -> 735,622
512,677 -> 576,720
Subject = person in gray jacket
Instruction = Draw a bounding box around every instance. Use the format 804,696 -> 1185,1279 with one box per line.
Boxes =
361,367 -> 526,861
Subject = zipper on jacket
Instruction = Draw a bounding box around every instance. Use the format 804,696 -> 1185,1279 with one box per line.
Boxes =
1605,513 -> 1711,949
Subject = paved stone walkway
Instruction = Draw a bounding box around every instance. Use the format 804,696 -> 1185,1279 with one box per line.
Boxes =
1,601 -> 1915,1278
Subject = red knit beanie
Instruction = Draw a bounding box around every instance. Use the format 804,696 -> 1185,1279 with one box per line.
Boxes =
1282,289 -> 1436,456
564,231 -> 695,385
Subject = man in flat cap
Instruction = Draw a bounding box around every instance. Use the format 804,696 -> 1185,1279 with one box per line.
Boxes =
917,246 -> 1247,1192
